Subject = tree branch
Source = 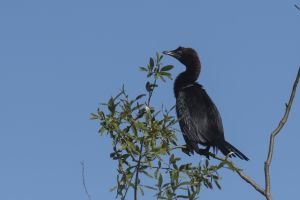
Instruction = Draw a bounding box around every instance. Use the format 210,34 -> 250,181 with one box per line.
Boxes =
133,70 -> 158,199
208,67 -> 300,199
211,154 -> 265,196
134,144 -> 143,200
295,4 -> 300,11
264,67 -> 300,200
81,161 -> 92,200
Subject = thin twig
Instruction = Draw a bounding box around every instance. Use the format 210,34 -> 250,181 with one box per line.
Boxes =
295,4 -> 300,11
134,73 -> 158,199
134,143 -> 143,200
124,68 -> 158,200
264,67 -> 300,200
147,78 -> 157,106
81,161 -> 92,200
122,168 -> 136,200
150,166 -> 171,170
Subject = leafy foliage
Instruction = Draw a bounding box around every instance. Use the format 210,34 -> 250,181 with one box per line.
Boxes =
92,53 -> 225,199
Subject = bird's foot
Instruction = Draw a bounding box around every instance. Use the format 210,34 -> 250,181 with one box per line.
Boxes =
196,147 -> 210,159
181,145 -> 194,156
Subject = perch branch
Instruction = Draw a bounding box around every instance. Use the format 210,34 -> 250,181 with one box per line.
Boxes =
211,154 -> 265,196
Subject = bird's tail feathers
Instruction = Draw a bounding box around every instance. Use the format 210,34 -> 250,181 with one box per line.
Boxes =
218,141 -> 249,161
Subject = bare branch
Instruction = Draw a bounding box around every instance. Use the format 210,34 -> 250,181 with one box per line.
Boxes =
295,4 -> 300,11
210,153 -> 265,196
264,67 -> 300,200
81,161 -> 92,200
208,67 -> 300,200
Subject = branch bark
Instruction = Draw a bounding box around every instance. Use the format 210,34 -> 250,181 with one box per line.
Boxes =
211,154 -> 265,196
264,67 -> 300,200
210,67 -> 300,200
133,77 -> 157,200
134,144 -> 143,200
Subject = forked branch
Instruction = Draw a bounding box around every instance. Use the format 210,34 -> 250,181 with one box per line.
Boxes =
212,67 -> 300,200
264,67 -> 300,199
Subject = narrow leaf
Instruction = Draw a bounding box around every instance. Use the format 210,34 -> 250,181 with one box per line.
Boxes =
161,65 -> 174,71
135,94 -> 146,101
144,185 -> 157,191
139,66 -> 148,71
108,97 -> 115,113
158,174 -> 163,188
90,113 -> 98,120
149,58 -> 154,69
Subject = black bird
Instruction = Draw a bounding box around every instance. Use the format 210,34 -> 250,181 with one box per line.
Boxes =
163,47 -> 249,160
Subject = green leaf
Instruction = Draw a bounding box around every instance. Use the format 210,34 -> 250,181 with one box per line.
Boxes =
97,110 -> 105,120
149,58 -> 154,70
156,52 -> 161,62
152,146 -> 167,155
176,195 -> 189,199
135,94 -> 146,101
127,141 -> 137,153
161,65 -> 174,71
214,179 -> 222,189
141,170 -> 153,178
109,185 -> 117,192
158,174 -> 163,188
98,126 -> 106,134
147,72 -> 153,78
108,97 -> 115,113
160,71 -> 173,80
158,160 -> 161,168
139,66 -> 148,71
170,154 -> 175,163
159,74 -> 166,82
179,163 -> 191,171
139,186 -> 145,196
146,81 -> 152,92
90,113 -> 98,120
171,170 -> 179,183
144,185 -> 157,191
119,143 -> 126,151
177,181 -> 190,188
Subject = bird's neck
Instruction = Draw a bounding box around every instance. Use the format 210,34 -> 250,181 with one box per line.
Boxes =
174,63 -> 201,97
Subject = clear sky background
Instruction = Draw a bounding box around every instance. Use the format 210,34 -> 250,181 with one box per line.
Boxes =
1,1 -> 299,200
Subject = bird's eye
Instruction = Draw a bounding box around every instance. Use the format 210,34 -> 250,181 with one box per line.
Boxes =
176,46 -> 184,54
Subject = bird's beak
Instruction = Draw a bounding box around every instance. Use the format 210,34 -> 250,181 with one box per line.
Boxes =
162,50 -> 177,57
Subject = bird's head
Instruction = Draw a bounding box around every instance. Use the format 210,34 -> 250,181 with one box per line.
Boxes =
162,47 -> 200,67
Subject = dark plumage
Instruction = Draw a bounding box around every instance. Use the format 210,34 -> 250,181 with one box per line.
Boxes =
163,47 -> 249,160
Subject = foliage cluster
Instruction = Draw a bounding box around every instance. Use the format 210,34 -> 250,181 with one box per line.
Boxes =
91,53 -> 227,200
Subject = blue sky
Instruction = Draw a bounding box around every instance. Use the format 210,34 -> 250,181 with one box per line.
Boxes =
0,1 -> 299,199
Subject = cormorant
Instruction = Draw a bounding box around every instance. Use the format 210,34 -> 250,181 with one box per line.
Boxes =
163,47 -> 249,160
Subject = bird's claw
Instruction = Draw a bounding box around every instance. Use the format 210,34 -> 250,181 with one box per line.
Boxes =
181,145 -> 194,156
